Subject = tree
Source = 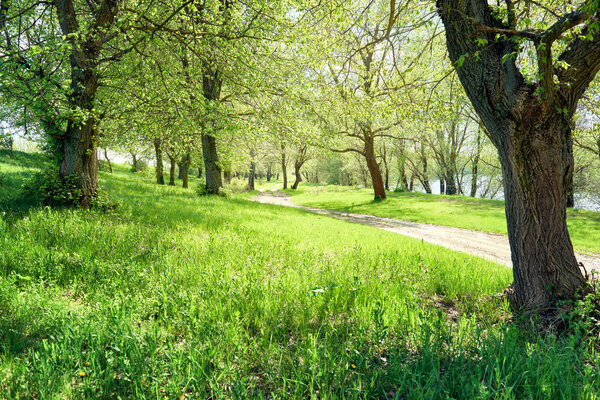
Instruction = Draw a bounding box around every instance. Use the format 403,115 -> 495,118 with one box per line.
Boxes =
436,0 -> 600,315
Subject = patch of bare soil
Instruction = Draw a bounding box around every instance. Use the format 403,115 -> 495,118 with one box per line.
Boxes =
252,189 -> 600,273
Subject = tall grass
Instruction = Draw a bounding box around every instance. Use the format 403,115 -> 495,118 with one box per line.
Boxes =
0,153 -> 599,398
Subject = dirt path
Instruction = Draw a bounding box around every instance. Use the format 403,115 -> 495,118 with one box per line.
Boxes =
253,189 -> 600,273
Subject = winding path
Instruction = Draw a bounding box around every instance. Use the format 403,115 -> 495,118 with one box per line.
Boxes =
253,188 -> 600,273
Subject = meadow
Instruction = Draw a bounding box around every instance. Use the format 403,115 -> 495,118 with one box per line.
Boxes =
285,185 -> 600,254
1,151 -> 600,398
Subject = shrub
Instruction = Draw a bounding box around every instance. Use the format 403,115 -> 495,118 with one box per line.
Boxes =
22,169 -> 82,207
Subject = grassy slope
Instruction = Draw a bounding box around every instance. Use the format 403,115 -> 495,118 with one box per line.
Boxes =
285,185 -> 600,254
0,152 -> 599,398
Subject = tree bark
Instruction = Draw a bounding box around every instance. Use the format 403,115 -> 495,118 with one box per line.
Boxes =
248,162 -> 256,190
364,136 -> 386,200
154,138 -> 165,185
266,164 -> 272,182
224,170 -> 232,184
439,178 -> 445,196
103,148 -> 112,173
281,143 -> 288,189
168,156 -> 176,186
470,130 -> 481,197
131,153 -> 138,172
55,0 -> 119,207
437,0 -> 597,315
180,153 -> 191,189
201,133 -> 222,193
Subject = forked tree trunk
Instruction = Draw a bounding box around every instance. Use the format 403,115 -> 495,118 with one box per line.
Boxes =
154,138 -> 165,185
291,159 -> 304,190
437,0 -> 594,315
201,133 -> 222,194
364,136 -> 386,200
103,148 -> 112,173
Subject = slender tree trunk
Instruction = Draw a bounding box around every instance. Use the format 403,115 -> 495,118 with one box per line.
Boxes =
201,133 -> 222,194
168,156 -> 176,186
267,165 -> 272,182
439,178 -> 445,195
154,138 -> 165,185
248,162 -> 256,190
103,148 -> 112,173
470,130 -> 481,197
419,142 -> 432,194
281,144 -> 288,189
364,136 -> 386,200
180,153 -> 191,189
224,170 -> 232,184
177,162 -> 183,179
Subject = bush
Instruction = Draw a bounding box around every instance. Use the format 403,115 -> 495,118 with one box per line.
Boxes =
0,171 -> 5,186
22,169 -> 82,207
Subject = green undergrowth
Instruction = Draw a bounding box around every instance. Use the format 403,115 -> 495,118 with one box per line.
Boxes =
285,185 -> 600,254
1,152 -> 600,398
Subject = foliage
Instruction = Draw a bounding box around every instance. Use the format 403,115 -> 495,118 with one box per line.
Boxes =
21,169 -> 82,208
6,150 -> 600,399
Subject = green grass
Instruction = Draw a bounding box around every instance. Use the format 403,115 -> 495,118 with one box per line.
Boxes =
1,151 -> 600,398
285,185 -> 600,254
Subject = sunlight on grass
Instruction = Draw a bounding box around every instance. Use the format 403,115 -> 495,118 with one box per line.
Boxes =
1,153 -> 600,398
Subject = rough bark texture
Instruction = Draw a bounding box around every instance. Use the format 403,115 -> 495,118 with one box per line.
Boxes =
201,133 -> 222,193
55,0 -> 119,207
154,138 -> 165,185
437,0 -> 600,314
248,162 -> 256,190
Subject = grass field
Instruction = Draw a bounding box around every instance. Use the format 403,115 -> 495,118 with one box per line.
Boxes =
284,185 -> 600,254
1,152 -> 600,398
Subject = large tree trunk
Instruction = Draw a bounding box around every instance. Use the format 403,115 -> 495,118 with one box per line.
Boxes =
201,133 -> 222,194
444,173 -> 457,195
437,0 -> 596,315
55,0 -> 119,208
154,138 -> 165,185
364,136 -> 386,200
500,114 -> 585,312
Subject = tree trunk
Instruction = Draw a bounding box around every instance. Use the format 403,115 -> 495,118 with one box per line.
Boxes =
364,136 -> 386,200
248,162 -> 256,190
224,170 -> 232,184
291,160 -> 303,190
168,156 -> 176,186
500,116 -> 585,312
470,130 -> 481,197
177,162 -> 183,179
198,167 -> 203,178
266,164 -> 272,182
131,153 -> 138,172
201,133 -> 222,194
439,178 -> 445,195
103,148 -> 112,173
444,173 -> 457,195
281,144 -> 288,189
154,138 -> 165,185
419,141 -> 432,194
180,153 -> 191,189
437,0 -> 591,315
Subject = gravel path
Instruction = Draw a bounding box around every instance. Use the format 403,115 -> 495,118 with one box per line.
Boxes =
253,189 -> 600,273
